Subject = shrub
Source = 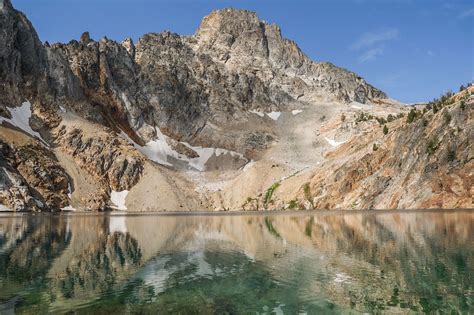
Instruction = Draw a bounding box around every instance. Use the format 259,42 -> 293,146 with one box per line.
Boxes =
447,149 -> 456,162
443,110 -> 451,125
407,108 -> 417,123
426,137 -> 439,155
355,112 -> 369,123
373,143 -> 378,151
303,182 -> 314,209
422,119 -> 428,127
288,199 -> 298,209
376,117 -> 387,125
383,125 -> 389,135
460,100 -> 465,111
264,182 -> 280,208
387,114 -> 394,122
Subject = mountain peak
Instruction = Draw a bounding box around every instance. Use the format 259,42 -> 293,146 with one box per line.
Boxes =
196,8 -> 280,41
0,0 -> 12,11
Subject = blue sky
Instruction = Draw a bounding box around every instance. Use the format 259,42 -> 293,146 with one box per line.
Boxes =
14,0 -> 473,103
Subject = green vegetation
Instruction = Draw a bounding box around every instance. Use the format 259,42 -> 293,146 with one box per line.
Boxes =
447,149 -> 456,162
242,197 -> 259,211
288,199 -> 298,209
373,143 -> 378,151
426,137 -> 439,155
427,89 -> 458,114
383,125 -> 389,135
355,112 -> 402,125
303,182 -> 314,209
460,100 -> 465,111
406,108 -> 417,123
263,182 -> 280,208
355,112 -> 374,123
443,110 -> 451,125
376,117 -> 387,125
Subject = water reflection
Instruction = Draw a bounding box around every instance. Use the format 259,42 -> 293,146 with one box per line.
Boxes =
0,211 -> 472,313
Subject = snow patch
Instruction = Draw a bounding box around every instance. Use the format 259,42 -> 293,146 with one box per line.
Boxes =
250,110 -> 283,120
351,105 -> 362,110
182,143 -> 245,172
242,160 -> 256,172
109,216 -> 127,234
120,127 -> 246,172
266,111 -> 281,121
291,109 -> 303,115
0,101 -> 46,144
110,190 -> 129,210
121,128 -> 184,167
325,137 -> 346,147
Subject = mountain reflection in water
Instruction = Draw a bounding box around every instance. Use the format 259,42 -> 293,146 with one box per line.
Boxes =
0,211 -> 472,314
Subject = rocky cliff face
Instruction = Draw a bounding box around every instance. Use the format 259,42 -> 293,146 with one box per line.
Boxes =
0,0 -> 471,211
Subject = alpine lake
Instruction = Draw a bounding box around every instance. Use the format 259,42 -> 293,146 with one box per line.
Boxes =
0,210 -> 472,314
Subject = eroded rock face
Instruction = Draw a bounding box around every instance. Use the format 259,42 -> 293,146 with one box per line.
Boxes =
0,140 -> 70,211
46,8 -> 386,153
57,127 -> 144,191
282,101 -> 473,210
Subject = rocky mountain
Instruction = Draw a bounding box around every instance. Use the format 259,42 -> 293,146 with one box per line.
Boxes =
0,0 -> 472,211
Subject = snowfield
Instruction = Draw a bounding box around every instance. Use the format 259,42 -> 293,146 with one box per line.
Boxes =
325,137 -> 346,147
120,126 -> 245,171
0,101 -> 47,144
266,111 -> 281,120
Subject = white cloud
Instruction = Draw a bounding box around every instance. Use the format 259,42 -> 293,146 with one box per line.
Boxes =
459,8 -> 474,19
351,28 -> 399,63
358,47 -> 384,63
351,28 -> 399,50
